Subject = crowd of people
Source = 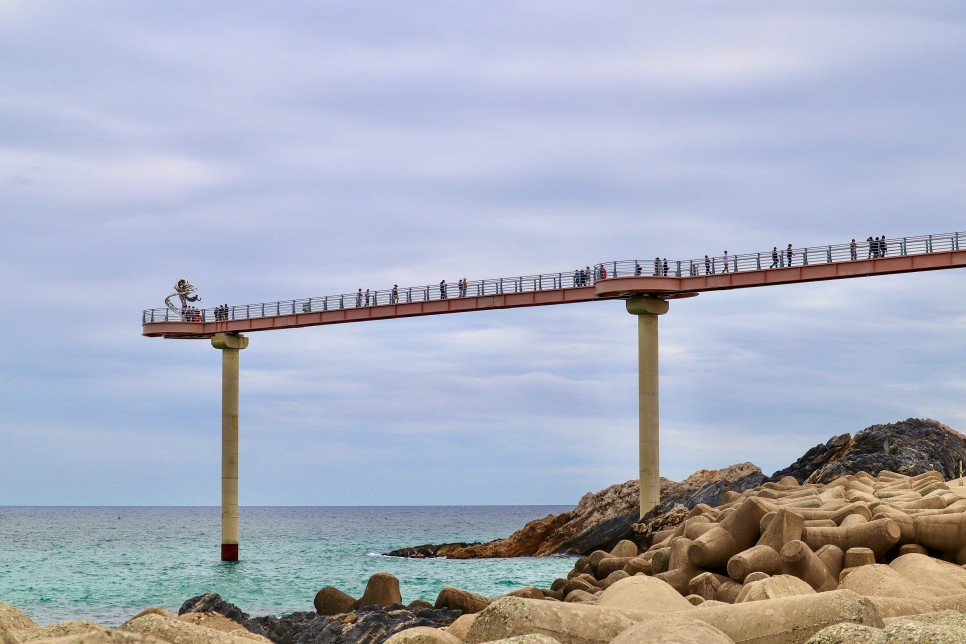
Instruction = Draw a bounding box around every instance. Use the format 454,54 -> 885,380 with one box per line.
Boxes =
187,236 -> 899,321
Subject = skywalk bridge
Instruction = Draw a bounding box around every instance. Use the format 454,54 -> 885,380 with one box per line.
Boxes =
142,230 -> 966,561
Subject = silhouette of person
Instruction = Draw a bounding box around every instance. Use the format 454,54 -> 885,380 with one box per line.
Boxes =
770,246 -> 779,268
704,255 -> 711,274
786,244 -> 794,267
850,239 -> 857,261
723,251 -> 730,272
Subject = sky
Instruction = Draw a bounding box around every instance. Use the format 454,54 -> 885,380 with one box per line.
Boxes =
2,1 -> 965,506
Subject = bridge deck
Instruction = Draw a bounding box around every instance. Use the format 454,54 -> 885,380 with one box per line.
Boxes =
142,232 -> 966,339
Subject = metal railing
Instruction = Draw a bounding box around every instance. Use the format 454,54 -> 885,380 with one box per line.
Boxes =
143,268 -> 599,324
596,231 -> 962,279
142,231 -> 963,325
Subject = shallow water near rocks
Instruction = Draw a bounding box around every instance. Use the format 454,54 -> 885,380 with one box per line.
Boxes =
0,506 -> 575,627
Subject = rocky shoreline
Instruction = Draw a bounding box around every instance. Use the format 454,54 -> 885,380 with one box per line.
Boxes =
5,418 -> 966,644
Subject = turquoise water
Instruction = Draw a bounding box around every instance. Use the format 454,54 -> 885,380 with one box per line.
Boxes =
0,506 -> 575,626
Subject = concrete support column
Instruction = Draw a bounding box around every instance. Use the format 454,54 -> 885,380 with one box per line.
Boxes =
211,332 -> 249,561
626,297 -> 669,518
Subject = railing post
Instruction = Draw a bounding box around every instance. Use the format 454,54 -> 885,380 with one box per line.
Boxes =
756,253 -> 761,270
803,249 -> 808,266
712,258 -> 716,273
902,238 -> 907,255
613,261 -> 617,277
929,234 -> 933,253
956,232 -> 960,251
827,246 -> 832,263
733,256 -> 737,272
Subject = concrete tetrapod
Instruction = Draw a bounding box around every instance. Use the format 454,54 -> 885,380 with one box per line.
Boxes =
727,545 -> 784,582
780,540 -> 839,592
610,614 -> 734,644
688,498 -> 772,568
801,518 -> 900,559
463,597 -> 653,644
912,513 -> 966,563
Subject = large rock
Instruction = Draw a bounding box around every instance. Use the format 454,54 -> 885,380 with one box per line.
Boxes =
771,418 -> 966,484
178,593 -> 250,625
243,605 -> 462,644
0,603 -> 37,633
119,614 -> 269,644
355,572 -> 403,609
463,597 -> 652,644
596,576 -> 693,613
806,609 -> 966,643
15,620 -> 106,642
383,626 -> 463,644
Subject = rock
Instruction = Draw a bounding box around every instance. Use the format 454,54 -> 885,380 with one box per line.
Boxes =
21,632 -> 162,643
771,419 -> 966,484
562,590 -> 596,604
434,588 -> 491,614
178,593 -> 250,625
121,608 -> 175,624
15,620 -> 106,642
611,614 -> 734,644
503,587 -> 544,600
244,606 -> 462,644
838,563 -> 945,599
596,576 -> 693,613
444,614 -> 477,640
463,597 -> 652,644
315,586 -> 357,616
407,600 -> 435,611
119,614 -> 268,644
690,589 -> 883,643
610,540 -> 638,558
734,574 -> 816,603
808,609 -> 966,643
177,612 -> 261,638
356,573 -> 403,609
383,626 -> 462,643
889,553 -> 966,593
0,603 -> 37,633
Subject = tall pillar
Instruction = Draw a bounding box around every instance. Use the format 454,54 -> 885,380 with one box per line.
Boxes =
626,297 -> 669,518
211,332 -> 249,561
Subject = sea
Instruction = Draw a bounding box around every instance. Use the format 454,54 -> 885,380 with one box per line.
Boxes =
0,506 -> 576,627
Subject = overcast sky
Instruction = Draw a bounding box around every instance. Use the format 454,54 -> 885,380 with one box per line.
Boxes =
2,1 -> 965,506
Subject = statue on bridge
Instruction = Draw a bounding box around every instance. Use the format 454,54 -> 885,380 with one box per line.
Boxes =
165,279 -> 202,321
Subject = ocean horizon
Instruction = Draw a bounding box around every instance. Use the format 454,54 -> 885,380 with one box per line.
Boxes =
0,505 -> 576,627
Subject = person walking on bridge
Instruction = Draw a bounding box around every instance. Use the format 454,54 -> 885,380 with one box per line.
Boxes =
364,289 -> 370,306
654,257 -> 661,276
391,285 -> 399,304
867,236 -> 875,258
662,258 -> 669,276
850,239 -> 857,261
770,246 -> 779,268
704,255 -> 711,274
356,289 -> 362,307
786,244 -> 794,267
440,280 -> 447,299
879,236 -> 888,257
722,251 -> 730,272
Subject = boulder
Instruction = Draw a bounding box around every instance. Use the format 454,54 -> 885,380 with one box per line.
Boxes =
610,540 -> 638,558
356,572 -> 403,609
314,586 -> 356,615
463,597 -> 652,644
435,588 -> 491,614
14,620 -> 106,642
734,574 -> 815,603
119,614 -> 269,644
610,614 -> 734,644
383,626 -> 463,644
178,593 -> 250,625
177,612 -> 259,637
408,600 -> 435,611
444,614 -> 477,640
0,603 -> 37,633
771,419 -> 966,484
596,576 -> 693,613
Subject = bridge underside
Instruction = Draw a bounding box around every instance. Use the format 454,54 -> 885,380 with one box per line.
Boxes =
144,250 -> 966,339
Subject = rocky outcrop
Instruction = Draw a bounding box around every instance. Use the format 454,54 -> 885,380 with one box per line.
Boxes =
770,418 -> 966,484
386,463 -> 765,558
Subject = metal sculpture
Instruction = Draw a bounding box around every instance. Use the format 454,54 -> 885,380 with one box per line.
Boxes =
165,279 -> 202,320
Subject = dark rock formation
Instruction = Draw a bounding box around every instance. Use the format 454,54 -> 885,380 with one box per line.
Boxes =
179,592 -> 250,624
180,593 -> 460,644
245,605 -> 461,644
770,418 -> 966,484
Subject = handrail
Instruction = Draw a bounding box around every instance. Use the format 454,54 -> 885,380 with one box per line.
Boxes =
142,230 -> 963,325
